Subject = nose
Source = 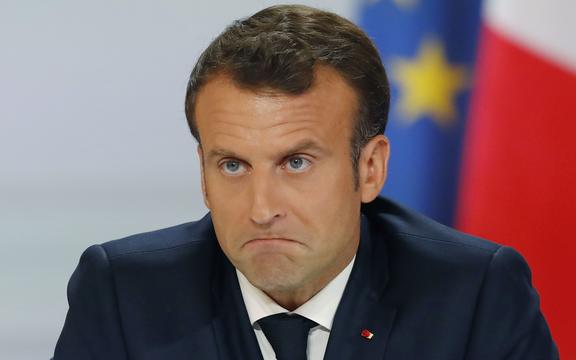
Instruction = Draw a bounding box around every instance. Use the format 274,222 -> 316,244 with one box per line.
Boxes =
249,170 -> 286,226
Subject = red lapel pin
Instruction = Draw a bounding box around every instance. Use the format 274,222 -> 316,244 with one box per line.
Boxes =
361,329 -> 374,340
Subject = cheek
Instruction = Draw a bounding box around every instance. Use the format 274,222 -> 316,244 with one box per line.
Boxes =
302,160 -> 356,203
291,164 -> 359,235
204,175 -> 249,247
205,168 -> 249,208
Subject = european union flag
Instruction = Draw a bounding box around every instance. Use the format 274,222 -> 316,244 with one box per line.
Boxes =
359,0 -> 482,225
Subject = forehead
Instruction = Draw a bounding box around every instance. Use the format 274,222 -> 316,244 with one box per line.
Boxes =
194,67 -> 359,153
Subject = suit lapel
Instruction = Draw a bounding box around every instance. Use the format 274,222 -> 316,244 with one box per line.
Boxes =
211,251 -> 264,360
323,215 -> 397,360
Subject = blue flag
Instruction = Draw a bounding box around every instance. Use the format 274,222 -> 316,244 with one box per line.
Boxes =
359,0 -> 483,225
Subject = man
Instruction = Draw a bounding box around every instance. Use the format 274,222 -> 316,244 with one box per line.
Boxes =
53,5 -> 558,360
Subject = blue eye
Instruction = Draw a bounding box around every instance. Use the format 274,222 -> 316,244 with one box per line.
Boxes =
221,160 -> 246,176
285,156 -> 311,172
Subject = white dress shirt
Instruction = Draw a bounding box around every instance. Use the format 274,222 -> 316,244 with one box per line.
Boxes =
236,256 -> 356,360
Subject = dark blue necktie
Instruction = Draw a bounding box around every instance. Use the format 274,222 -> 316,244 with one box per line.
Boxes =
258,313 -> 317,360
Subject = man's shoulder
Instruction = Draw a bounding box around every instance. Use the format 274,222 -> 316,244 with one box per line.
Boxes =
363,197 -> 532,313
358,203 -> 556,359
363,196 -> 501,261
98,213 -> 217,261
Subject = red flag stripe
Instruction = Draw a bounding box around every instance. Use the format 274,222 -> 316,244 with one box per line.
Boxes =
458,24 -> 576,358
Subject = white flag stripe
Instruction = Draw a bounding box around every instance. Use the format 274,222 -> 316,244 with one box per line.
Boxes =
484,0 -> 576,73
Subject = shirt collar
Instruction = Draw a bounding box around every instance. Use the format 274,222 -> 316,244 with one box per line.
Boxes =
236,255 -> 356,331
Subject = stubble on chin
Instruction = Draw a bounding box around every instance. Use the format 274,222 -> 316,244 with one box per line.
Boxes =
242,253 -> 304,293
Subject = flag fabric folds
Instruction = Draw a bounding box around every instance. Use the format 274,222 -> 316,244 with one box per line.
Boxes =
360,0 -> 483,226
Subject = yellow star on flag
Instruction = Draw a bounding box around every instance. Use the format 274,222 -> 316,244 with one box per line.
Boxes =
392,39 -> 468,127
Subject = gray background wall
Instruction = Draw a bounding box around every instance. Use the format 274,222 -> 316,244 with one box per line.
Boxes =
0,1 -> 358,359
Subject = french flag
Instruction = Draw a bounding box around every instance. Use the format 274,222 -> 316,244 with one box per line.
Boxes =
458,0 -> 576,357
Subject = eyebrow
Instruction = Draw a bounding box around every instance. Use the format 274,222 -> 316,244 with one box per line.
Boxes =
206,139 -> 327,162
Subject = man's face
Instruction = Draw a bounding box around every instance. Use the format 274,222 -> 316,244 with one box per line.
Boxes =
195,67 -> 374,298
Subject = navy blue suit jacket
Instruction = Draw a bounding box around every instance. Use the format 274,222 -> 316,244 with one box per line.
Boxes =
53,197 -> 558,359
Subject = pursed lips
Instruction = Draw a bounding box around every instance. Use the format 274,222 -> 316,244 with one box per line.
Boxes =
243,237 -> 302,248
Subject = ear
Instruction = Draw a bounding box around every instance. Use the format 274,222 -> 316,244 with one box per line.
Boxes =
358,135 -> 390,203
197,145 -> 211,209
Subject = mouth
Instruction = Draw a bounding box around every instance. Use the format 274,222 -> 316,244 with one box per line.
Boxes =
243,237 -> 302,249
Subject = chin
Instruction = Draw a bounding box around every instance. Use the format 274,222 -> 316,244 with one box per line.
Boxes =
243,256 -> 303,293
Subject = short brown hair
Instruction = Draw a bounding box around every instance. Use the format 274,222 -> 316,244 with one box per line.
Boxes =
184,4 -> 390,186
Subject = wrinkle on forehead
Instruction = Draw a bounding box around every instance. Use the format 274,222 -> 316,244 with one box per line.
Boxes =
210,125 -> 325,158
206,94 -> 332,126
210,120 -> 323,142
